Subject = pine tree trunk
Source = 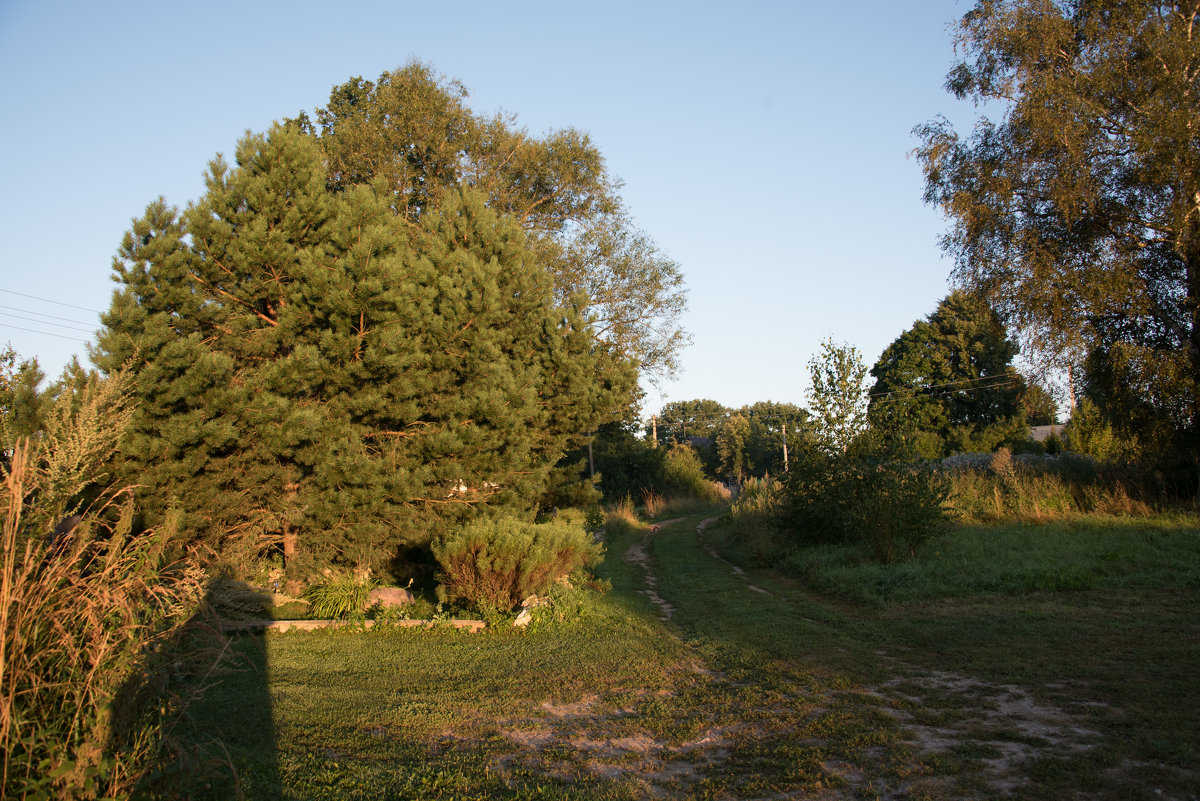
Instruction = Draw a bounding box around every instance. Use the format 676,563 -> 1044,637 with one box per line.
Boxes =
281,482 -> 300,569
1187,233 -> 1200,503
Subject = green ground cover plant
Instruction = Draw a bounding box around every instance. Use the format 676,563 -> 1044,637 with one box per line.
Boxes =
776,514 -> 1200,603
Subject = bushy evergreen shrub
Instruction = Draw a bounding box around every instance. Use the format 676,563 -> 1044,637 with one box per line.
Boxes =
432,516 -> 603,613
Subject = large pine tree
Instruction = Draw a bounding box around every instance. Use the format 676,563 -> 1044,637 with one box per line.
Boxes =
95,125 -> 634,577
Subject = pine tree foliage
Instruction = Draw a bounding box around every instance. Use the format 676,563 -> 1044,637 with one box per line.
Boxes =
95,125 -> 634,576
0,346 -> 44,464
295,61 -> 690,382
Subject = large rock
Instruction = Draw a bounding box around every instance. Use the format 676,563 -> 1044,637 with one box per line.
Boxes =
368,586 -> 414,608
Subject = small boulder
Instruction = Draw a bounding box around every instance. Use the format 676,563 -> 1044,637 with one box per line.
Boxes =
520,594 -> 549,610
513,609 -> 533,628
368,586 -> 414,608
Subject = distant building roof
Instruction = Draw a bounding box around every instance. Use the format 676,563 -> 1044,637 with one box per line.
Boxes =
1030,424 -> 1066,442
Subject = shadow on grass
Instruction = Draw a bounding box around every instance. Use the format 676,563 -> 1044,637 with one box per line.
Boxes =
177,630 -> 280,800
121,582 -> 282,800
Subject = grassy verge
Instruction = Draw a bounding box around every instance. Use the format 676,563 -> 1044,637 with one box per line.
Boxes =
703,514 -> 1200,799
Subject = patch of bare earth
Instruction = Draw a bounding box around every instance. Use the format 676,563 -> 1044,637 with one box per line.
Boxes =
493,684 -> 733,796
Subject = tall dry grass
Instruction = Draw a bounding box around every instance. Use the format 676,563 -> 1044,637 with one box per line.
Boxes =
1,371 -> 210,799
945,449 -> 1158,523
721,476 -> 784,564
640,483 -> 731,518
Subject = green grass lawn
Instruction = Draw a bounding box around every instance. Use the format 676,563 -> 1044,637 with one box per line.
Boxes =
175,509 -> 1200,800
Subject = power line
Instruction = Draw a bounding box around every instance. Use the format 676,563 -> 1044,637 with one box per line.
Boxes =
0,310 -> 96,333
0,322 -> 93,344
867,372 -> 1020,400
0,304 -> 96,327
0,288 -> 102,314
649,375 -> 1025,427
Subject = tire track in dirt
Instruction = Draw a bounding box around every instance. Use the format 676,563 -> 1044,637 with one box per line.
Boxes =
694,516 -> 779,598
519,515 -> 1106,799
622,518 -> 685,621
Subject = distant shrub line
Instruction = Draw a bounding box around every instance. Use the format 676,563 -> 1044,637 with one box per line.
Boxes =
723,445 -> 1186,573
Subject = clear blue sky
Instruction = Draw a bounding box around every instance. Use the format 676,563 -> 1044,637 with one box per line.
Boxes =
0,0 -> 981,416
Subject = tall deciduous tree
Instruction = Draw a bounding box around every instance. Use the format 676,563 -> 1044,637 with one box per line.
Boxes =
95,125 -> 633,577
738,400 -> 810,477
869,291 -> 1028,455
915,0 -> 1200,470
716,413 -> 750,482
297,61 -> 690,382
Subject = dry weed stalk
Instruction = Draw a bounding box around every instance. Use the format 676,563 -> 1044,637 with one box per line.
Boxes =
1,369 -> 207,799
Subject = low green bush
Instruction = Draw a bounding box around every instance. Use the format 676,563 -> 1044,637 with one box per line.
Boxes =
662,444 -> 726,502
432,515 -> 604,614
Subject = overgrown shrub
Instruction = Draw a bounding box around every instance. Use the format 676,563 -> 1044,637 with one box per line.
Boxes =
781,451 -> 949,563
432,516 -> 604,614
1,372 -> 208,800
662,444 -> 724,501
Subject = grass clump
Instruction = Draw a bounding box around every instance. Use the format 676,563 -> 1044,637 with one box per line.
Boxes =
432,515 -> 603,614
641,488 -> 729,518
602,496 -> 645,537
303,571 -> 379,619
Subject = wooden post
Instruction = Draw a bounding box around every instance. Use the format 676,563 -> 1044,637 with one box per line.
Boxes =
782,423 -> 789,472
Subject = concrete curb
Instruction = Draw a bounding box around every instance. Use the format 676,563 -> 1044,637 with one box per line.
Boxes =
219,618 -> 487,633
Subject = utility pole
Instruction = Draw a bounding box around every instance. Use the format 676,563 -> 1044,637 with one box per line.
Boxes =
651,415 -> 658,448
781,423 -> 789,472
